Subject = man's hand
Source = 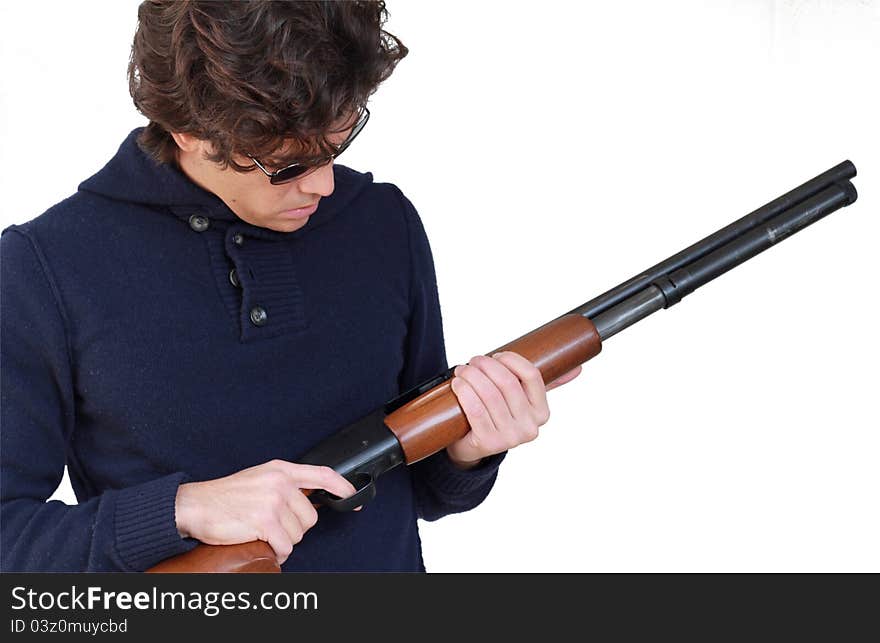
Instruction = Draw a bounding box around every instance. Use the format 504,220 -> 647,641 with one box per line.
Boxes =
174,460 -> 360,565
446,351 -> 582,469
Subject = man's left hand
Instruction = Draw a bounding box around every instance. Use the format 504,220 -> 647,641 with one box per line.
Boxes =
446,351 -> 582,469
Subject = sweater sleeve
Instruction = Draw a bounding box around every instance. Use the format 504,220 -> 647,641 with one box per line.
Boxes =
0,226 -> 198,571
394,190 -> 507,522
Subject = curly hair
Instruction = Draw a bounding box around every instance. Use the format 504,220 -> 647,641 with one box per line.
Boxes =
128,0 -> 408,171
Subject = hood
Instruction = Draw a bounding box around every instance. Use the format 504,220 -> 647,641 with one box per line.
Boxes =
78,127 -> 374,239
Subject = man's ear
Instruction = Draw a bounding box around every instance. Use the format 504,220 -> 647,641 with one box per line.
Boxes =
169,131 -> 203,154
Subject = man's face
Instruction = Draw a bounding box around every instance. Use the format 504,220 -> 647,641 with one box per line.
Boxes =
173,114 -> 359,233
209,148 -> 336,233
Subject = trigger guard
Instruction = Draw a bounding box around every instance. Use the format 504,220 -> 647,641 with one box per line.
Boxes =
314,472 -> 376,512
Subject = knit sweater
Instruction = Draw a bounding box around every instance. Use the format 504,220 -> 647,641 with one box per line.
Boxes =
0,127 -> 505,572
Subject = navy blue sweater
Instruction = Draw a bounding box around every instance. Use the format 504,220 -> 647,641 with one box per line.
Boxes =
0,128 -> 505,572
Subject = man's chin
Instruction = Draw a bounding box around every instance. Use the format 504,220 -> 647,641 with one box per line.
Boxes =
269,215 -> 310,232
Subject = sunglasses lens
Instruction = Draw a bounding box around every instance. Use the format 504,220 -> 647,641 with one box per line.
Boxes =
269,164 -> 312,185
262,108 -> 368,185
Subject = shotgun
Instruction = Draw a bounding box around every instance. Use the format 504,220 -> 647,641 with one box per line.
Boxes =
148,160 -> 859,573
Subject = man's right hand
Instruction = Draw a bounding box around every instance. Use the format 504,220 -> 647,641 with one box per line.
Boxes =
174,460 -> 360,565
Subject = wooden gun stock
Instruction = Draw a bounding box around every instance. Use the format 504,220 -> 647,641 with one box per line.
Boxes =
147,314 -> 602,573
148,539 -> 280,573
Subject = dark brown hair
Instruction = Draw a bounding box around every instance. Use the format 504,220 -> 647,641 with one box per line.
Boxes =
128,0 -> 407,171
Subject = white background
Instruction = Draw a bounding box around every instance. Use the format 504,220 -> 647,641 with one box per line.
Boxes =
1,1 -> 877,572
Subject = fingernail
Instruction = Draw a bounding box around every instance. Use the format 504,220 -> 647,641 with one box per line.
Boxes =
492,352 -> 504,358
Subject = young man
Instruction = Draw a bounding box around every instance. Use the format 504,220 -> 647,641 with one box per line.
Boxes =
0,0 -> 580,572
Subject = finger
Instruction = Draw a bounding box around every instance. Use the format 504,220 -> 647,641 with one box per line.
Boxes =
450,375 -> 501,451
278,462 -> 358,499
278,506 -> 306,552
262,524 -> 294,565
464,355 -> 533,422
454,358 -> 514,430
546,365 -> 582,391
489,351 -> 548,413
288,491 -> 320,533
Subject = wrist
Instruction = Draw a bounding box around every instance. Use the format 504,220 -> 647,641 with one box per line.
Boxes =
174,482 -> 200,538
446,447 -> 483,471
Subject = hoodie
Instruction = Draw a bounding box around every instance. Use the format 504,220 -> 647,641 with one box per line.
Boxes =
0,127 -> 505,572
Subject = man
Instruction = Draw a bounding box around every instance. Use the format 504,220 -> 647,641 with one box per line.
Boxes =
0,0 -> 580,572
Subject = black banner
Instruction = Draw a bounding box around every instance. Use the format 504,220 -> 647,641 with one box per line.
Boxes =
1,573 -> 875,637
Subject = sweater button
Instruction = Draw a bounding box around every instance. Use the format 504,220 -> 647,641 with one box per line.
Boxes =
232,233 -> 244,246
188,214 -> 210,232
229,268 -> 240,288
249,306 -> 267,326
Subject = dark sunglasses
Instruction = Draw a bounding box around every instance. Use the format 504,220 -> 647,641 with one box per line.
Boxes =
248,107 -> 370,185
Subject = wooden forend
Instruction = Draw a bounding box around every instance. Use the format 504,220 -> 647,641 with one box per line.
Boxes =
385,313 -> 602,464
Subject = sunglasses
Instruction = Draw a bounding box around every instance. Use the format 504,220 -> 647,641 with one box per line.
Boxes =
248,107 -> 370,185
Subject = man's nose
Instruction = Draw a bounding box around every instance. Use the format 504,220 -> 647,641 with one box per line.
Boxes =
296,162 -> 335,197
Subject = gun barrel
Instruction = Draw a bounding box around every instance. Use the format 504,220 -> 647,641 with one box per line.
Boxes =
566,160 -> 857,322
590,178 -> 858,341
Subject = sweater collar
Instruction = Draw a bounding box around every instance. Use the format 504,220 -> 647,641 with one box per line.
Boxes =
78,127 -> 373,238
